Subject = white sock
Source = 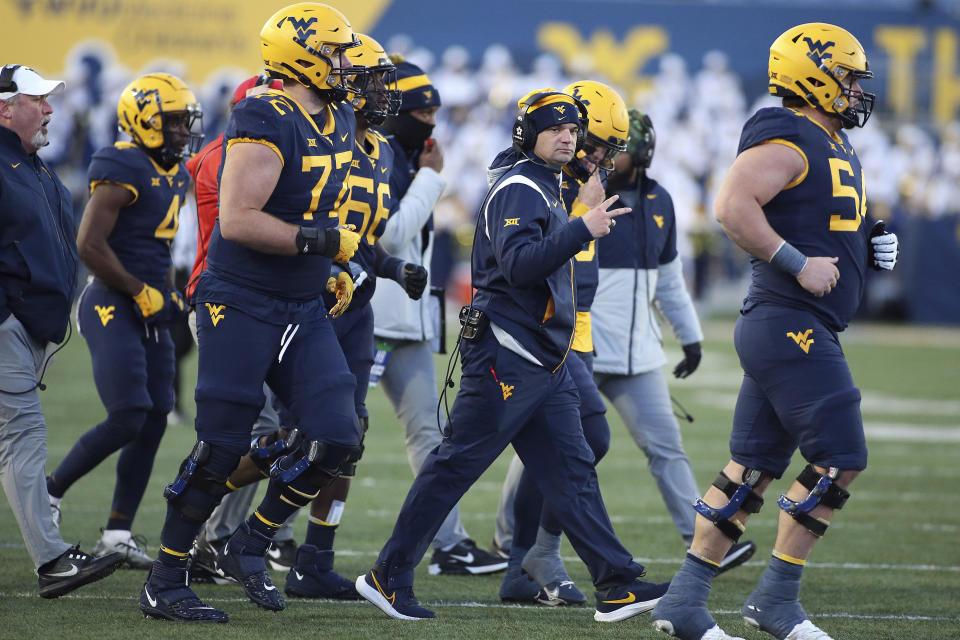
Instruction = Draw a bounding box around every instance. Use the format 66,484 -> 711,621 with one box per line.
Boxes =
100,528 -> 132,544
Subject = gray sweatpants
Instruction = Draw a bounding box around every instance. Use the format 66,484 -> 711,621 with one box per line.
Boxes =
376,338 -> 468,549
188,311 -> 296,543
595,367 -> 698,544
0,315 -> 71,569
493,366 -> 699,549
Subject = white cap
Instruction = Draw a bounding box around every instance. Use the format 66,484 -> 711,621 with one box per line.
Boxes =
0,65 -> 65,100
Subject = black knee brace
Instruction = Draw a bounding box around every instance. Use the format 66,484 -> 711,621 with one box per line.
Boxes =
340,417 -> 368,479
163,441 -> 238,524
270,439 -> 364,488
248,428 -> 302,477
694,468 -> 766,542
777,464 -> 850,537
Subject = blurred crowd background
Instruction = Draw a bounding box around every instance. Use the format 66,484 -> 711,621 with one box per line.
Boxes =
6,0 -> 960,324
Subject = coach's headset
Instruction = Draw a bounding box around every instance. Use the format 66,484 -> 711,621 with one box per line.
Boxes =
437,90 -> 589,435
511,89 -> 589,156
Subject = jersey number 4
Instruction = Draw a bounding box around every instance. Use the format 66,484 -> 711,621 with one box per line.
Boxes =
154,194 -> 180,240
828,158 -> 865,232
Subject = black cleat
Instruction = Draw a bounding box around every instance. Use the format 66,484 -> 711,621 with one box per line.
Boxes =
717,540 -> 756,575
428,538 -> 508,575
38,546 -> 123,599
139,563 -> 228,623
188,535 -> 235,585
284,545 -> 360,600
217,522 -> 285,611
266,537 -> 298,572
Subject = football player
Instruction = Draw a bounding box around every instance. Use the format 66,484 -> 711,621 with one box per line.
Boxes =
139,3 -> 365,622
652,23 -> 895,640
181,74 -> 303,584
47,72 -> 200,569
283,33 -> 429,600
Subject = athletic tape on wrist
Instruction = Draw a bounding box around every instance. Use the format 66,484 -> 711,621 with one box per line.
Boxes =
770,241 -> 807,276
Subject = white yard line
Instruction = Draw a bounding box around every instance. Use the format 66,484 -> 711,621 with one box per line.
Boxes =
0,589 -> 957,623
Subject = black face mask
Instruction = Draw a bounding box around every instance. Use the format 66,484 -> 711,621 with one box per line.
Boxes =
605,164 -> 638,194
383,111 -> 434,156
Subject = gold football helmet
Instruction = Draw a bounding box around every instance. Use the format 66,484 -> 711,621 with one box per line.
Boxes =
260,3 -> 360,102
562,80 -> 629,171
768,22 -> 875,128
117,73 -> 203,166
346,34 -> 401,125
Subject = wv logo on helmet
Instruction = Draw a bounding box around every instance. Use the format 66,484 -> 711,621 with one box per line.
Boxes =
283,16 -> 317,40
803,38 -> 835,59
132,88 -> 159,111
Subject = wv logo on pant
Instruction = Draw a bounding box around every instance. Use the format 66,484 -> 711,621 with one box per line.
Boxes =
786,329 -> 814,354
205,303 -> 226,327
500,381 -> 515,400
94,305 -> 115,327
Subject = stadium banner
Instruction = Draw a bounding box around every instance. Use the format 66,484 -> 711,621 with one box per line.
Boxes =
902,214 -> 960,324
1,1 -> 958,123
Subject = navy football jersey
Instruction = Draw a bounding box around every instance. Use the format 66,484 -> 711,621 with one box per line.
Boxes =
329,129 -> 395,309
87,142 -> 188,287
739,107 -> 869,331
205,89 -> 356,300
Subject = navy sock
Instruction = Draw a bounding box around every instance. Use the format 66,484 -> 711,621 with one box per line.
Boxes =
157,505 -> 194,570
304,521 -> 338,551
756,555 -> 804,603
248,511 -> 281,539
651,553 -> 720,639
254,477 -> 302,531
50,408 -> 145,496
742,555 -> 808,637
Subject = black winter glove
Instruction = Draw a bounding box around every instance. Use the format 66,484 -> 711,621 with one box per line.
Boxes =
397,263 -> 428,300
673,342 -> 702,379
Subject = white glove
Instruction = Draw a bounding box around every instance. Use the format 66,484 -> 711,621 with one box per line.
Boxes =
870,223 -> 898,271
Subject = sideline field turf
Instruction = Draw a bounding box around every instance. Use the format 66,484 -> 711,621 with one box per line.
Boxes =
1,319 -> 957,639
